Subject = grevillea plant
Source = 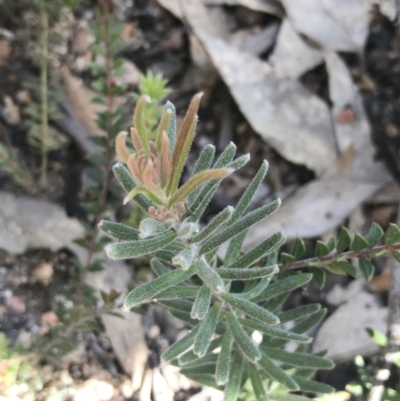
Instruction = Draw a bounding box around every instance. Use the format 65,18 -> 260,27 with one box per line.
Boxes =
100,94 -> 400,401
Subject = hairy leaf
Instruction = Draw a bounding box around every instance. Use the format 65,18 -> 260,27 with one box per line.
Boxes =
157,286 -> 199,300
224,353 -> 244,401
291,237 -> 306,260
225,230 -> 248,266
200,199 -> 281,255
220,292 -> 279,325
385,223 -> 400,245
133,95 -> 151,155
216,331 -> 233,385
139,218 -> 173,238
351,233 -> 368,252
367,222 -> 384,247
292,376 -> 335,394
336,226 -> 351,253
172,248 -> 194,271
227,311 -> 261,362
159,299 -> 194,314
164,101 -> 177,152
359,259 -> 375,281
162,325 -> 200,362
194,303 -> 222,357
150,258 -> 171,276
195,257 -> 225,293
179,337 -> 223,366
315,240 -> 330,257
99,220 -> 140,241
123,266 -> 196,310
217,266 -> 278,280
309,267 -> 326,289
105,231 -> 176,260
191,286 -> 212,320
248,363 -> 268,401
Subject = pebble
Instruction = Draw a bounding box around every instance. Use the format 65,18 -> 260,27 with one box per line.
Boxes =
31,262 -> 54,285
6,295 -> 26,314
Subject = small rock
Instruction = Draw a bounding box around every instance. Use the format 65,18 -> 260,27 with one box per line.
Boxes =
72,26 -> 95,54
2,96 -> 20,125
6,295 -> 26,314
74,379 -> 114,401
16,90 -> 31,104
31,262 -> 53,285
41,311 -> 59,327
15,330 -> 31,349
114,60 -> 140,86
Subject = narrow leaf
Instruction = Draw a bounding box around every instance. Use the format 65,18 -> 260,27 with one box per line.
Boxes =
248,363 -> 268,401
227,311 -> 261,362
168,168 -> 233,208
367,222 -> 384,247
157,286 -> 199,300
172,248 -> 194,271
167,93 -> 202,196
351,233 -> 369,252
187,144 -> 216,204
226,232 -> 286,269
200,199 -> 281,255
224,353 -> 244,401
216,331 -> 233,385
179,337 -> 223,366
359,259 -> 375,281
259,350 -> 299,390
159,299 -> 194,314
115,131 -> 130,162
105,231 -> 176,260
220,292 -> 280,326
252,273 -> 312,302
155,109 -> 172,152
191,286 -> 212,320
230,160 -> 269,223
112,163 -> 152,211
291,238 -> 306,260
162,324 -> 200,362
150,258 -> 170,276
336,226 -> 351,253
239,319 -> 311,343
262,346 -> 334,369
123,266 -> 196,310
98,220 -> 140,241
217,266 -> 278,280
225,231 -> 248,266
190,206 -> 234,244
123,186 -> 164,206
133,95 -> 151,155
139,218 -> 172,238
292,376 -> 335,394
164,100 -> 177,152
195,257 -> 225,294
385,223 -> 400,245
194,302 -> 222,357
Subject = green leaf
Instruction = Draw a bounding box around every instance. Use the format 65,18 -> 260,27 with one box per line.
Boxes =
139,218 -> 173,238
226,232 -> 286,270
187,144 -> 216,204
123,266 -> 196,310
190,206 -> 234,244
220,292 -> 279,326
336,227 -> 351,253
351,233 -> 369,252
150,258 -> 171,276
182,373 -> 222,390
224,231 -> 248,266
224,353 -> 244,401
216,331 -> 233,385
157,286 -> 199,300
179,337 -> 223,366
291,238 -> 306,260
172,248 -> 194,271
191,286 -> 212,320
200,199 -> 281,255
230,160 -> 269,223
180,363 -> 217,376
336,261 -> 357,278
281,252 -> 295,264
226,311 -> 261,362
195,257 -> 225,293
248,363 -> 268,401
315,241 -> 330,258
262,346 -> 334,369
367,222 -> 384,247
366,328 -> 387,347
271,394 -> 319,401
385,223 -> 400,245
105,231 -> 176,260
164,101 -> 177,152
159,299 -> 194,314
252,273 -> 313,302
259,351 -> 299,390
112,163 -> 152,211
359,259 -> 375,281
326,236 -> 336,253
309,267 -> 326,288
194,303 -> 222,357
217,265 -> 278,280
291,376 -> 335,394
162,325 -> 200,362
98,220 -> 140,241
239,319 -> 311,343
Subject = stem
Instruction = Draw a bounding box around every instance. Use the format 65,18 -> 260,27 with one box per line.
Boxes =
279,243 -> 400,271
75,3 -> 115,300
39,0 -> 49,188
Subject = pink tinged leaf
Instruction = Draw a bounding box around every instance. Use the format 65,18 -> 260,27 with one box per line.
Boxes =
115,131 -> 130,163
160,131 -> 172,188
142,159 -> 160,192
137,152 -> 147,174
124,187 -> 164,206
156,109 -> 172,153
166,92 -> 203,197
133,95 -> 151,155
168,168 -> 233,208
130,127 -> 144,154
127,154 -> 143,185
150,141 -> 158,159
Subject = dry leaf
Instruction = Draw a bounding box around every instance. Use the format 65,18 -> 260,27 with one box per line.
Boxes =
269,19 -> 323,79
281,0 -> 369,52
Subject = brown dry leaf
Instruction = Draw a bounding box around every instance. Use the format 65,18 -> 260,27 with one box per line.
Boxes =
281,0 -> 369,52
369,268 -> 391,292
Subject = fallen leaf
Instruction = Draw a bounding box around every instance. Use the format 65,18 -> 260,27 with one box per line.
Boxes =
369,268 -> 391,292
269,19 -> 323,79
281,0 -> 369,52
